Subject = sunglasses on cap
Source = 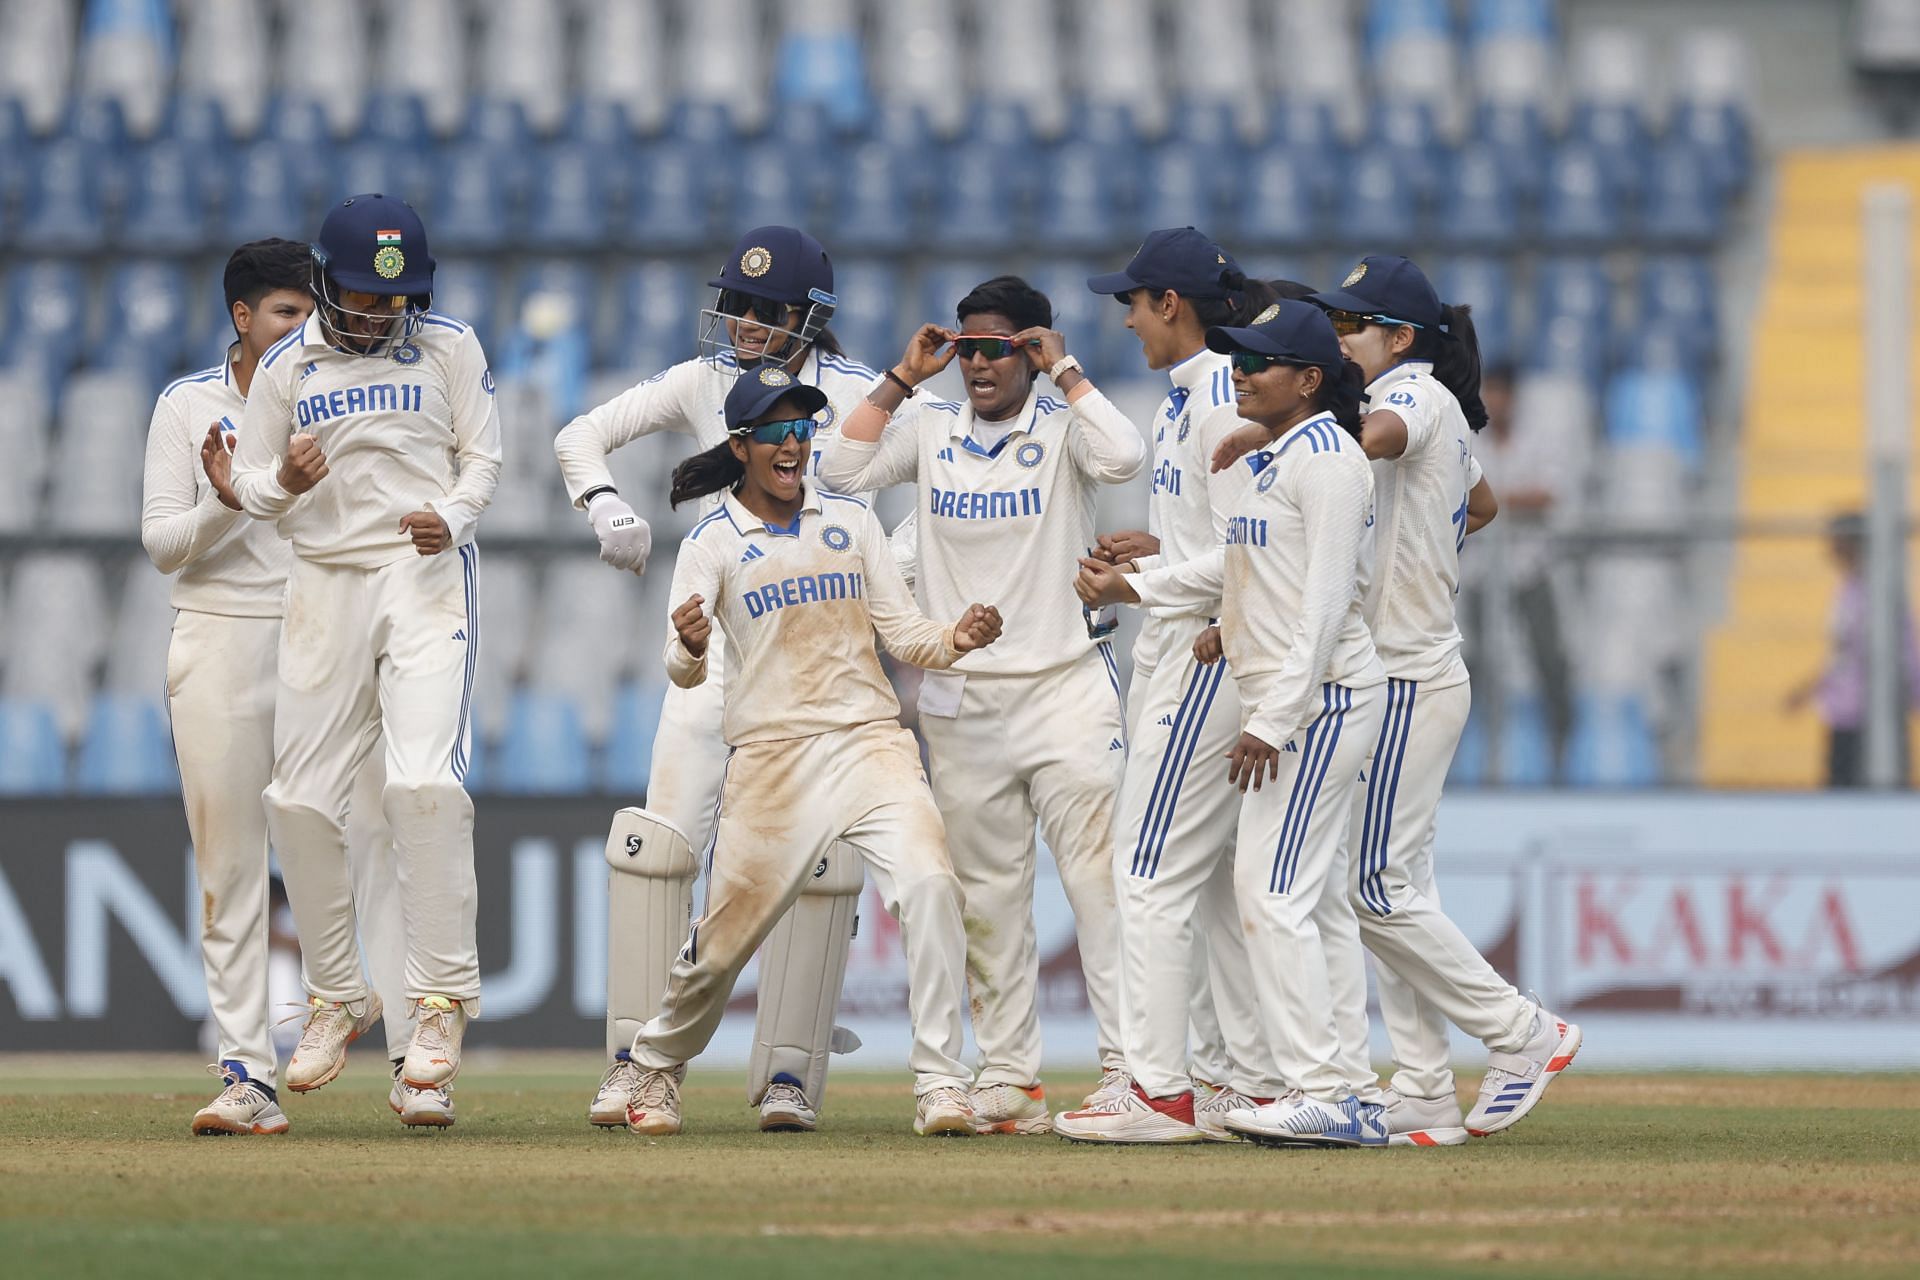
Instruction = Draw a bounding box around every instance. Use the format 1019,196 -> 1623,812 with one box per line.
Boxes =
951,334 -> 1025,361
1325,310 -> 1424,337
1229,351 -> 1297,375
733,417 -> 819,445
718,289 -> 796,324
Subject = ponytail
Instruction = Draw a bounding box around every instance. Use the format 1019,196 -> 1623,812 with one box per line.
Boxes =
1413,302 -> 1489,433
669,439 -> 744,508
1320,359 -> 1368,441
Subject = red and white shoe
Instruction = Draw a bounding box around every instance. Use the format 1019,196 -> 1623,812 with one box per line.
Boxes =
1194,1086 -> 1274,1143
1465,1004 -> 1582,1137
1056,1084 -> 1204,1145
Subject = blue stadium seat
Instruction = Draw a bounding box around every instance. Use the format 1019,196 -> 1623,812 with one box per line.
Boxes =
824,259 -> 900,370
362,92 -> 431,147
595,259 -> 692,370
870,101 -> 939,212
1635,254 -> 1718,357
1566,693 -> 1659,786
1366,101 -> 1446,207
160,94 -> 231,151
66,94 -> 131,152
529,143 -> 611,252
1035,147 -> 1119,253
599,681 -> 663,794
99,261 -> 190,383
1671,100 -> 1752,199
1435,256 -> 1513,370
1565,101 -> 1650,208
1496,694 -> 1553,786
1537,143 -> 1621,248
428,145 -> 513,252
501,260 -> 594,414
1604,362 -> 1704,469
18,139 -> 110,252
223,140 -> 305,244
625,140 -> 714,253
119,139 -> 213,253
333,139 -> 429,214
1449,706 -> 1486,786
1467,0 -> 1554,39
1235,146 -> 1323,249
1367,0 -> 1453,49
75,694 -> 177,794
0,95 -> 26,150
431,259 -> 500,355
729,140 -> 814,237
961,101 -> 1043,210
3,261 -> 89,388
1641,138 -> 1725,247
933,146 -> 1026,252
1023,262 -> 1111,381
775,26 -> 868,132
563,96 -> 636,152
1268,98 -> 1342,204
1435,143 -> 1518,250
0,698 -> 65,794
1472,100 -> 1548,203
668,100 -> 739,153
461,96 -> 536,207
1528,313 -> 1608,389
918,262 -> 996,332
257,98 -> 336,213
1334,149 -> 1419,246
1138,144 -> 1228,248
495,692 -> 591,793
831,140 -> 916,253
263,94 -> 335,151
1533,256 -> 1611,327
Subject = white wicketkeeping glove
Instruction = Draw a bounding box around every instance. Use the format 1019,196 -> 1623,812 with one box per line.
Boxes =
587,492 -> 652,574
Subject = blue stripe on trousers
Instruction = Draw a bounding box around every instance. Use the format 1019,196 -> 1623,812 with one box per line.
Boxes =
1358,679 -> 1416,916
1134,657 -> 1227,880
1269,684 -> 1352,894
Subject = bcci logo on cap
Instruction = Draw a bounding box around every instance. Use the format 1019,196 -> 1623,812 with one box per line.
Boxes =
1252,303 -> 1282,325
373,229 -> 405,281
740,246 -> 773,278
1016,441 -> 1045,469
820,524 -> 851,552
1342,262 -> 1368,288
757,367 -> 792,387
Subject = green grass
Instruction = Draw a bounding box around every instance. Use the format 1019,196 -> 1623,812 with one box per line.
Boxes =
2,1055 -> 1916,1279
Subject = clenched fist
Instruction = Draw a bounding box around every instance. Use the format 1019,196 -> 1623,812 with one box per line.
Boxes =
951,603 -> 1003,653
278,432 -> 328,494
672,594 -> 711,659
399,509 -> 450,556
1075,556 -> 1140,608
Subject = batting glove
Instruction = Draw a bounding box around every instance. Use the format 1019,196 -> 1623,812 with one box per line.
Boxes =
588,492 -> 652,574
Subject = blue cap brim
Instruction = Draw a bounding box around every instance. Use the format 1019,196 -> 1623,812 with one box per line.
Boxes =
1303,288 -> 1373,314
1205,324 -> 1288,357
1086,270 -> 1145,297
727,382 -> 828,430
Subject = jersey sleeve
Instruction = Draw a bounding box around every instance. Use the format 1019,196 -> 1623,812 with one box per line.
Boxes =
1244,453 -> 1374,747
230,351 -> 300,520
1466,452 -> 1484,488
887,510 -> 919,591
139,392 -> 244,574
859,506 -> 960,670
436,328 -> 503,547
1376,379 -> 1445,457
554,361 -> 696,508
662,533 -> 722,688
816,392 -> 924,493
1132,546 -> 1225,613
1062,386 -> 1148,483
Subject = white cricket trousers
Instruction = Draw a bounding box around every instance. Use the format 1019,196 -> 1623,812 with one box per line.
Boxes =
264,547 -> 481,1008
1114,616 -> 1279,1100
1234,680 -> 1385,1104
167,609 -> 409,1082
629,721 -> 970,1093
919,645 -> 1126,1088
1350,677 -> 1534,1100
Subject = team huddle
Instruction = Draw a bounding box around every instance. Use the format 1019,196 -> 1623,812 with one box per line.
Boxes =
143,194 -> 1580,1149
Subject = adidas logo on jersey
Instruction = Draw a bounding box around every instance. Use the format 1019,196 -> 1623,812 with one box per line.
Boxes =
451,628 -> 466,642
1156,713 -> 1175,728
1281,741 -> 1298,753
937,446 -> 955,463
1109,738 -> 1125,751
741,545 -> 765,563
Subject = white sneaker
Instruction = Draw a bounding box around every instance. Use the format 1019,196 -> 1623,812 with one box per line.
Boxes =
1055,1084 -> 1203,1145
1081,1066 -> 1134,1109
191,1062 -> 289,1136
913,1086 -> 975,1137
758,1075 -> 818,1133
1193,1086 -> 1274,1143
401,996 -> 469,1089
284,994 -> 382,1093
1226,1091 -> 1389,1149
589,1054 -> 641,1128
1381,1088 -> 1468,1146
626,1065 -> 685,1136
389,1070 -> 456,1129
1465,1004 -> 1582,1137
969,1083 -> 1052,1135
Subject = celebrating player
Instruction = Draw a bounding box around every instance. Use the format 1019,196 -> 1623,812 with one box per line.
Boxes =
230,194 -> 500,1116
820,276 -> 1146,1134
554,226 -> 899,1133
1301,256 -> 1580,1142
140,238 -> 412,1133
619,367 -> 998,1139
1079,301 -> 1389,1147
1052,229 -> 1283,1144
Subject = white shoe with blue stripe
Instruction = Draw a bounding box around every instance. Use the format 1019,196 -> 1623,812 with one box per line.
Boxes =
1465,1004 -> 1582,1137
1225,1091 -> 1389,1149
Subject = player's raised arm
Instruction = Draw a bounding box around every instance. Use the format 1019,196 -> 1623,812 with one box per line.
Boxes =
816,323 -> 948,493
140,395 -> 243,574
428,326 -> 503,549
662,537 -> 721,689
1014,326 -> 1146,483
857,506 -> 978,668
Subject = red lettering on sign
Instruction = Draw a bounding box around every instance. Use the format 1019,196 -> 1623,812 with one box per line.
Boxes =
1577,877 -> 1635,964
1647,886 -> 1710,966
1797,885 -> 1864,972
1728,878 -> 1788,967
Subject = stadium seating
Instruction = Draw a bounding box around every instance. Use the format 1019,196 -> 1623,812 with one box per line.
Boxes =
0,697 -> 65,793
494,690 -> 592,794
74,692 -> 175,793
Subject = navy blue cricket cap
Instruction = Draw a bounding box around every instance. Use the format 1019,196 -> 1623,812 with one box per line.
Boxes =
1205,299 -> 1346,369
723,365 -> 829,431
709,225 -> 836,306
1087,227 -> 1242,300
1306,255 -> 1443,331
313,193 -> 434,295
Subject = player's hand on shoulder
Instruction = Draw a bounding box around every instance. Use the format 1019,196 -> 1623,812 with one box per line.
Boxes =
1074,556 -> 1139,607
1211,423 -> 1272,474
278,432 -> 328,494
399,509 -> 450,556
896,323 -> 956,387
1095,530 -> 1159,564
200,422 -> 242,511
1012,327 -> 1068,374
951,603 -> 1002,653
1226,730 -> 1281,793
588,492 -> 652,575
672,594 -> 711,658
1194,625 -> 1223,666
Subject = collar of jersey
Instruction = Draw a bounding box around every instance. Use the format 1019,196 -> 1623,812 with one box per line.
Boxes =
1272,410 -> 1341,457
1364,359 -> 1432,403
949,384 -> 1047,448
1166,346 -> 1224,392
722,480 -> 822,537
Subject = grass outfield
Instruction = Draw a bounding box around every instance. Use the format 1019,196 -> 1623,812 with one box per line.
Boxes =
1,1055 -> 1916,1279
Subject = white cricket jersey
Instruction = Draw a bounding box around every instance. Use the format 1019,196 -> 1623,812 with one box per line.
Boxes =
139,349 -> 291,617
818,382 -> 1147,677
1130,349 -> 1244,622
553,347 -> 884,511
662,483 -> 960,746
1133,411 -> 1383,746
231,311 -> 502,568
1363,360 -> 1474,687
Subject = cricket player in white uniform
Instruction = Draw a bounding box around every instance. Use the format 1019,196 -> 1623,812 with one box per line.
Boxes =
554,226 -> 903,1133
141,239 -> 412,1133
1081,302 -> 1389,1148
620,367 -> 998,1138
1304,256 -> 1581,1143
230,194 -> 501,1112
821,276 -> 1146,1133
1053,230 -> 1285,1144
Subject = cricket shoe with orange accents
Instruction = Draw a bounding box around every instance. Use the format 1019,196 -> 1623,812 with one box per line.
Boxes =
626,1064 -> 686,1136
969,1083 -> 1052,1134
191,1061 -> 289,1136
1056,1084 -> 1204,1144
1381,1088 -> 1467,1147
284,994 -> 382,1092
1193,1086 -> 1274,1143
1226,1091 -> 1389,1149
912,1087 -> 975,1137
401,996 -> 470,1089
1465,1005 -> 1582,1137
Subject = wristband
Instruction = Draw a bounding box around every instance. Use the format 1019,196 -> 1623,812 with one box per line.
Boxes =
1048,354 -> 1084,382
581,485 -> 618,505
884,368 -> 917,397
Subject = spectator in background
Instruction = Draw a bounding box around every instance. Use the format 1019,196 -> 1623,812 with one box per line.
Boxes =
1784,513 -> 1918,787
1463,365 -> 1578,780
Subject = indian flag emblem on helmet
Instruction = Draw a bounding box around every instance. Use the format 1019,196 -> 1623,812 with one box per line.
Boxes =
1342,262 -> 1368,288
740,246 -> 773,278
373,230 -> 406,281
1252,303 -> 1282,325
757,367 -> 792,387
